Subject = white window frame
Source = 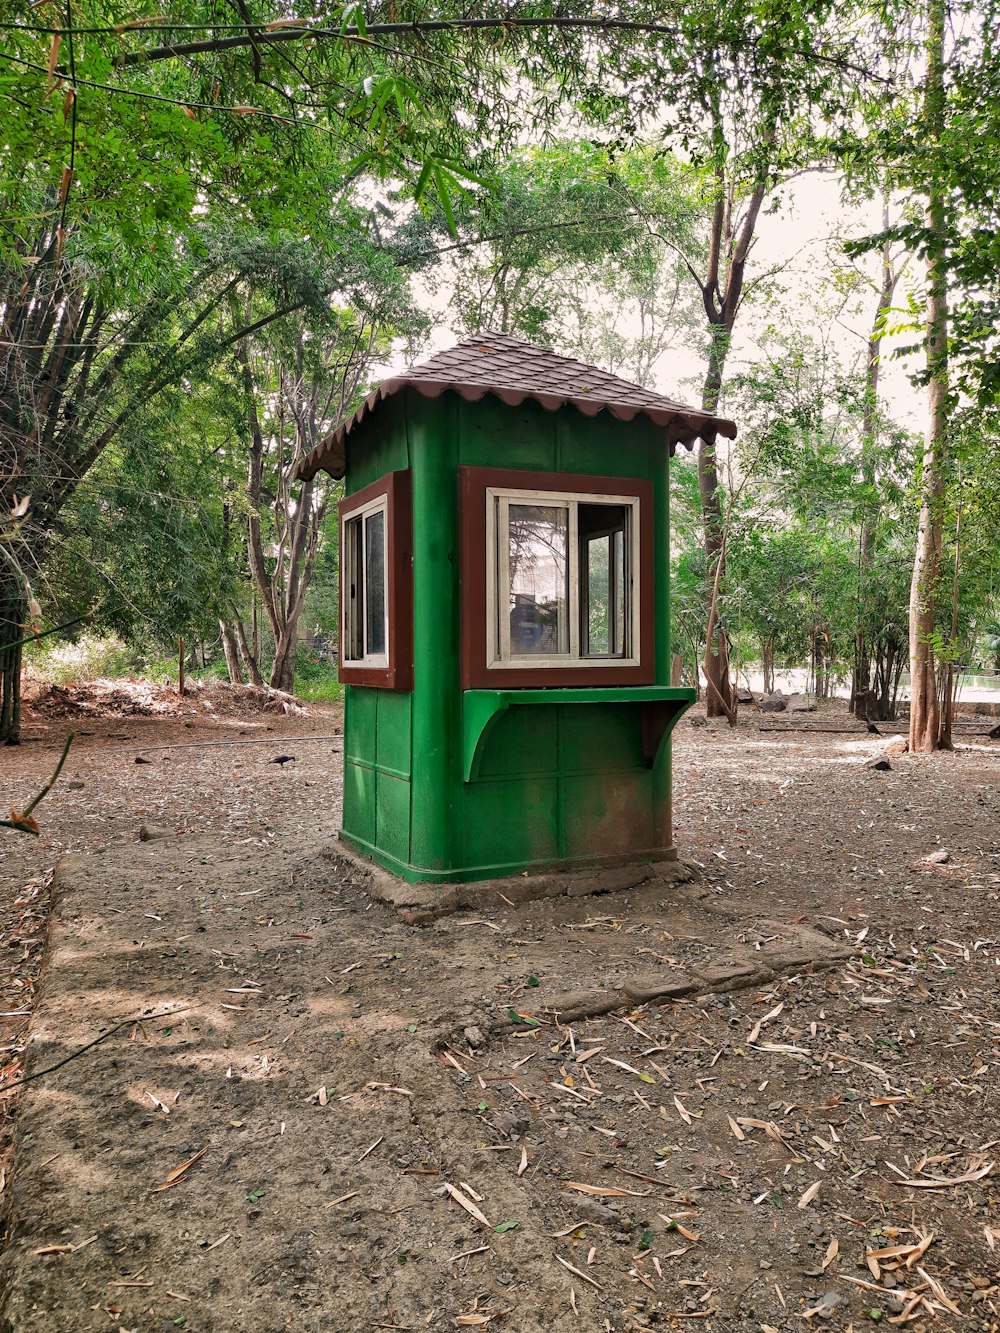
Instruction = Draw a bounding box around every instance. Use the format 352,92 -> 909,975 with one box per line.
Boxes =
342,493 -> 389,669
485,486 -> 642,672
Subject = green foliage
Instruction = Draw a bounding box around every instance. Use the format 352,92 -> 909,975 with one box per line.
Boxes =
293,648 -> 343,704
837,1 -> 1000,405
26,633 -> 135,685
423,139 -> 706,382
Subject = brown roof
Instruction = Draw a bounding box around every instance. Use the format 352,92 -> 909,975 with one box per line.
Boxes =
297,332 -> 737,480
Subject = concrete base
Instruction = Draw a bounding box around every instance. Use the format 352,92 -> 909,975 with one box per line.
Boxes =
328,837 -> 691,924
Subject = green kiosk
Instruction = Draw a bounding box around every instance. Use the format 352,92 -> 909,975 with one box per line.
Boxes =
298,334 -> 737,884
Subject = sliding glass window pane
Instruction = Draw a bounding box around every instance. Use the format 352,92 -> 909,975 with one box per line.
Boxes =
365,508 -> 386,657
613,526 -> 626,655
508,504 -> 568,655
345,516 -> 364,660
580,503 -> 628,658
585,534 -> 611,654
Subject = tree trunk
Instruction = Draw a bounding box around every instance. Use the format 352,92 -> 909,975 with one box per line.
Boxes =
219,619 -> 245,685
0,576 -> 26,745
909,0 -> 950,754
232,611 -> 264,687
693,125 -> 769,722
700,336 -> 735,720
853,211 -> 899,716
269,626 -> 298,694
762,638 -> 774,695
939,487 -> 962,749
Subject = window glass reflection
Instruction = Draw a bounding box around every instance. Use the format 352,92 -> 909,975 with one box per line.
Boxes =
365,508 -> 386,656
508,504 -> 569,655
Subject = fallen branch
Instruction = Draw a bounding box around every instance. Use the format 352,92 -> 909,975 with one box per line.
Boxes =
0,1005 -> 189,1095
0,731 -> 74,834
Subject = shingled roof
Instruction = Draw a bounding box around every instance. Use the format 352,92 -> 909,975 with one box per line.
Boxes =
297,332 -> 737,481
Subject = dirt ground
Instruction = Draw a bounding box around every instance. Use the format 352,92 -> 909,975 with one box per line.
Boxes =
0,685 -> 997,1332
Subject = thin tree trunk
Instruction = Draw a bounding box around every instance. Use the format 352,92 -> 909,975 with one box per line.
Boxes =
219,620 -> 245,685
270,627 -> 298,694
939,483 -> 962,748
0,575 -> 26,745
909,0 -> 949,754
694,122 -> 769,721
853,209 -> 899,718
700,348 -> 736,720
232,611 -> 264,687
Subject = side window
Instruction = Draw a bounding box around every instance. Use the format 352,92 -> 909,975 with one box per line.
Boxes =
339,471 -> 412,690
343,497 -> 388,667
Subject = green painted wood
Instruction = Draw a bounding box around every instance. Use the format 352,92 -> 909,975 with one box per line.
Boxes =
408,394 -> 460,873
376,772 -> 411,864
375,690 -> 412,778
340,400 -> 410,856
461,687 -> 696,782
342,760 -> 375,847
339,385 -> 695,884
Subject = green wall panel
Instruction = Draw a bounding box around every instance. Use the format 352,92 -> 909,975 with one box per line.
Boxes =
407,394 -> 461,874
376,773 -> 411,865
562,770 -> 655,858
556,703 -> 644,773
457,398 -> 557,471
375,691 -> 412,777
554,411 -> 648,479
460,776 -> 560,871
475,705 -> 559,778
343,761 -> 376,847
347,397 -> 410,491
344,687 -> 376,763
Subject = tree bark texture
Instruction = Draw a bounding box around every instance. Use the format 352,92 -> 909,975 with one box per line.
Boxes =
232,612 -> 264,687
219,620 -> 245,685
909,0 -> 950,754
695,125 -> 770,721
237,332 -> 328,697
0,577 -> 26,745
853,208 -> 900,719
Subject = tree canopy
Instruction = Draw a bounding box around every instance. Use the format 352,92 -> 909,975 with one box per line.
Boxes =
1,0 -> 998,746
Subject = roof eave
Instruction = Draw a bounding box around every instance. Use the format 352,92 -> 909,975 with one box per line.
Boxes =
295,381 -> 737,482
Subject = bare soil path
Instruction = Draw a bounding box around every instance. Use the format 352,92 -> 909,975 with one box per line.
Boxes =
0,691 -> 997,1332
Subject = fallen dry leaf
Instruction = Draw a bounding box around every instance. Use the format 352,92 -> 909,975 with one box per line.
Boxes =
885,1159 -> 994,1188
151,1147 -> 206,1192
798,1181 -> 822,1209
441,1182 -> 491,1228
555,1254 -> 602,1290
747,1000 -> 784,1044
565,1181 -> 650,1198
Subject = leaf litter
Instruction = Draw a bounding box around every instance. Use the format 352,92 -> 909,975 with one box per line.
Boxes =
2,700 -> 999,1328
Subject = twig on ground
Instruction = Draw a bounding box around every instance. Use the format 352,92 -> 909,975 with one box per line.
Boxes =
0,731 -> 74,834
0,1005 -> 189,1095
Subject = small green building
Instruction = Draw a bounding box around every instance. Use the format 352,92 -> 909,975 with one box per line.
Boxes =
298,334 -> 736,883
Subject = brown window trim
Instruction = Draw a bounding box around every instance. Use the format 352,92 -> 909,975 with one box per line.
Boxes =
459,466 -> 655,690
339,470 -> 413,691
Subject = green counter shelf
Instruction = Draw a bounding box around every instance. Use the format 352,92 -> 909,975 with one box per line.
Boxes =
462,686 -> 696,782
